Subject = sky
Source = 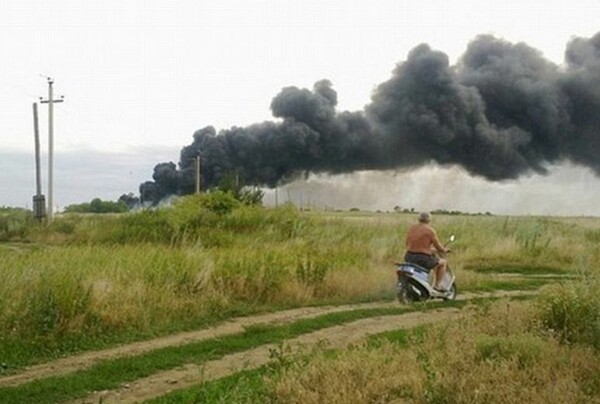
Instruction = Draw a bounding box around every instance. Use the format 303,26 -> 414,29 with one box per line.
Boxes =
1,0 -> 599,215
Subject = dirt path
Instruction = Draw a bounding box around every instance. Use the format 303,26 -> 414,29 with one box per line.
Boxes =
0,301 -> 397,388
77,308 -> 463,404
0,289 -> 533,390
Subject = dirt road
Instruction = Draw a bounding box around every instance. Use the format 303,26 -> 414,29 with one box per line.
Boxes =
0,290 -> 533,403
81,308 -> 462,403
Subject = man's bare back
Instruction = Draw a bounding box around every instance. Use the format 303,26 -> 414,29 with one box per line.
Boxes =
405,223 -> 443,255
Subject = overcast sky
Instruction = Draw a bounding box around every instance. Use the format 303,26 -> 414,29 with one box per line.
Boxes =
1,1 -> 599,215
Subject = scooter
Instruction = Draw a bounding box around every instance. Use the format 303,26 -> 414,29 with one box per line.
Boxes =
395,235 -> 457,303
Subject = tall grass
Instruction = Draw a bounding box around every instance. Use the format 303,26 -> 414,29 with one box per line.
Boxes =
265,300 -> 600,403
0,209 -> 34,241
0,198 -> 393,366
535,276 -> 600,349
1,199 -> 599,368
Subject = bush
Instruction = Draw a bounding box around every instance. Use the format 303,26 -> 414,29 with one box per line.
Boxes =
199,191 -> 241,215
169,194 -> 219,242
536,277 -> 600,349
107,210 -> 174,244
0,209 -> 34,241
64,198 -> 128,214
217,172 -> 265,206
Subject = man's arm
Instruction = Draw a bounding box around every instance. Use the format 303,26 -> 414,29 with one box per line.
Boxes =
431,229 -> 447,253
405,225 -> 412,249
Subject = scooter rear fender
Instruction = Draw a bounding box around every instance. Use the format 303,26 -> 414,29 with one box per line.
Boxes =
396,263 -> 430,285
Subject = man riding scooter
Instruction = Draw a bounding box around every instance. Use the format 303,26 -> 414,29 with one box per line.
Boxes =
404,212 -> 450,292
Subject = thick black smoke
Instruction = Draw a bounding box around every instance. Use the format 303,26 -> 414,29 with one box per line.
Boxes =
140,32 -> 600,204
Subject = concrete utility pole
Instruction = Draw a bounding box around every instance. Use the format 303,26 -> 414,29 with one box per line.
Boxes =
32,103 -> 46,221
40,77 -> 64,220
195,155 -> 201,193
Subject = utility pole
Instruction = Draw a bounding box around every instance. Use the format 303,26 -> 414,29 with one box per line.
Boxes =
195,154 -> 201,194
32,103 -> 46,221
40,77 -> 64,220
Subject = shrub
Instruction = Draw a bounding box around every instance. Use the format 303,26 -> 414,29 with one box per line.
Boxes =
199,190 -> 241,215
0,209 -> 34,241
169,195 -> 219,241
217,172 -> 265,206
64,198 -> 128,214
108,210 -> 173,244
535,277 -> 600,349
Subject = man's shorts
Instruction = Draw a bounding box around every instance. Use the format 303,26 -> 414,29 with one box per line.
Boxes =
404,251 -> 439,271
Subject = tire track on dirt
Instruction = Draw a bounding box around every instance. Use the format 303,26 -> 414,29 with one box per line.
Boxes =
78,308 -> 463,403
0,302 -> 396,388
0,290 -> 533,389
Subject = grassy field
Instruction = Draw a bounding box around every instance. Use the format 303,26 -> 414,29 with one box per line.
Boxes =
1,196 -> 600,402
161,298 -> 600,404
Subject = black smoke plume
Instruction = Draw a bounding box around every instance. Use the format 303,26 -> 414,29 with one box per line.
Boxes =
140,32 -> 600,204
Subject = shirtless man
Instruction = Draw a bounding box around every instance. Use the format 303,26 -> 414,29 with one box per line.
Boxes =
404,212 -> 449,291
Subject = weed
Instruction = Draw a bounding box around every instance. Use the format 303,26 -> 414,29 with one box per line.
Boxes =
0,208 -> 598,372
296,256 -> 330,287
476,334 -> 545,368
584,229 -> 600,243
516,224 -> 551,257
0,210 -> 34,241
535,277 -> 600,349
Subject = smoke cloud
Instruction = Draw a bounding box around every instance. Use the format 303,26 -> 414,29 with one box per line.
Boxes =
140,31 -> 600,204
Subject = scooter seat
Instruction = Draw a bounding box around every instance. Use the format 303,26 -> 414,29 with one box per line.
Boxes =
397,262 -> 431,274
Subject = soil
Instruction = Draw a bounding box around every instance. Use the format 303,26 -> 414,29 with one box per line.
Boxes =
79,308 -> 462,404
0,289 -> 534,403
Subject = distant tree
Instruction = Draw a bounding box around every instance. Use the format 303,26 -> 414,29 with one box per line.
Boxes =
64,198 -> 128,214
217,172 -> 264,206
0,206 -> 29,213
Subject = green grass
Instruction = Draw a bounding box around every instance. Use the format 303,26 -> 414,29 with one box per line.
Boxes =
232,299 -> 600,404
0,302 -> 468,404
147,367 -> 272,404
464,261 -> 569,275
1,201 -> 598,375
148,297 -> 543,404
460,278 -> 551,292
147,328 -> 417,404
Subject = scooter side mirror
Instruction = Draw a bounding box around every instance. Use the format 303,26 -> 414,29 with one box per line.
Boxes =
448,235 -> 455,243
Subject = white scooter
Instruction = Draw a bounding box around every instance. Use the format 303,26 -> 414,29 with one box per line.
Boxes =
395,235 -> 457,303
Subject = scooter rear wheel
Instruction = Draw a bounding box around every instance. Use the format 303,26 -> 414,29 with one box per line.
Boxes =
397,287 -> 411,304
443,283 -> 458,301
397,279 -> 416,304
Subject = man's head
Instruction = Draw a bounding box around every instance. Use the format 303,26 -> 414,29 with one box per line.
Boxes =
418,212 -> 431,224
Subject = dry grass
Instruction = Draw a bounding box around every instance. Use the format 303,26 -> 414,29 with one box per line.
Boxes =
265,300 -> 600,403
268,342 -> 425,403
1,206 -> 600,366
418,301 -> 600,403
